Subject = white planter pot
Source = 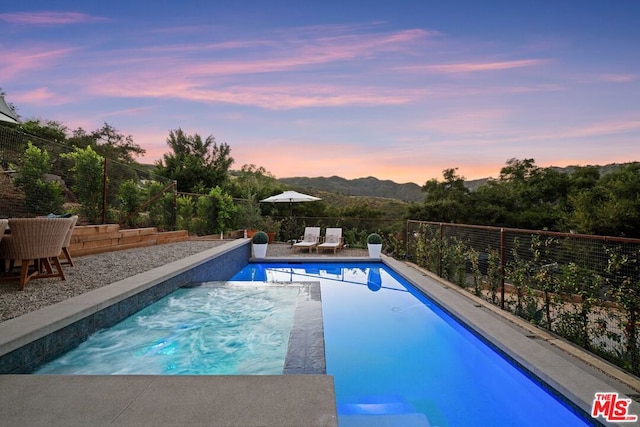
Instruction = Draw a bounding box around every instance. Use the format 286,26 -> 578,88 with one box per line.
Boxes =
253,243 -> 268,258
367,243 -> 382,259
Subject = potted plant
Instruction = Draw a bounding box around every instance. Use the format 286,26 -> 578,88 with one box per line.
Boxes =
367,233 -> 383,258
251,230 -> 269,258
263,216 -> 282,243
237,193 -> 265,238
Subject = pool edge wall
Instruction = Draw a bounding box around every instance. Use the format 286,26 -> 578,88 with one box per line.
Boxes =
0,239 -> 251,374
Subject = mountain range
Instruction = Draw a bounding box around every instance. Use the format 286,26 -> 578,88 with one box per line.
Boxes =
279,176 -> 424,202
279,163 -> 632,203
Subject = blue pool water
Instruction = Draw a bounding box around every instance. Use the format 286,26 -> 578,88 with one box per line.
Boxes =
233,263 -> 589,427
35,283 -> 299,375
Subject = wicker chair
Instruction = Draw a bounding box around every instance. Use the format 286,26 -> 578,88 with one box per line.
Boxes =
0,219 -> 9,272
0,217 -> 74,290
59,215 -> 79,266
0,219 -> 7,238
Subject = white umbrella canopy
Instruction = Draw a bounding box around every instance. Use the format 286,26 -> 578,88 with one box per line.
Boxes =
261,190 -> 321,203
260,190 -> 321,215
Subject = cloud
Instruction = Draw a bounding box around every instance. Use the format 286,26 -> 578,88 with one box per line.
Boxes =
113,27 -> 432,75
599,74 -> 637,83
14,87 -> 63,105
553,117 -> 640,139
0,46 -> 77,79
89,78 -> 419,109
404,59 -> 548,74
0,11 -> 108,25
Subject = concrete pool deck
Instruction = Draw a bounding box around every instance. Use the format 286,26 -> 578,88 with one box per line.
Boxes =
0,240 -> 638,426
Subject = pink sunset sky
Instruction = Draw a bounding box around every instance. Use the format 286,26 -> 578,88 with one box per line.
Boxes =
2,1 -> 639,185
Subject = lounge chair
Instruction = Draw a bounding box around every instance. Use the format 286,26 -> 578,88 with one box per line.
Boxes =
317,228 -> 344,255
0,217 -> 73,290
292,227 -> 320,253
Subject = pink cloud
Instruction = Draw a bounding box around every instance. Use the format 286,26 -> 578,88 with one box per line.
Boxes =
0,11 -> 108,25
141,29 -> 431,76
0,46 -> 76,79
599,74 -> 637,83
14,87 -> 63,105
555,118 -> 640,139
87,74 -> 420,109
406,59 -> 548,74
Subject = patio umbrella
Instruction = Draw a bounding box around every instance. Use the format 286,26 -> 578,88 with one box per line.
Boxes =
0,96 -> 19,124
260,190 -> 321,216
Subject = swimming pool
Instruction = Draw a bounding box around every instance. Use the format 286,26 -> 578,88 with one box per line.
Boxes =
233,262 -> 591,427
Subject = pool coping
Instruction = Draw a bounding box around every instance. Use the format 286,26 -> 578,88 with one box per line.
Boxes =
1,247 -> 638,426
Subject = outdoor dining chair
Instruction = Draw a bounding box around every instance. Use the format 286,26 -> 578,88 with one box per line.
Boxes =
0,217 -> 74,290
0,219 -> 7,238
60,215 -> 78,266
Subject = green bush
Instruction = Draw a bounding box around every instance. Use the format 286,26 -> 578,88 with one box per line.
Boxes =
117,179 -> 141,227
14,142 -> 64,215
251,231 -> 269,244
61,146 -> 104,223
367,233 -> 382,244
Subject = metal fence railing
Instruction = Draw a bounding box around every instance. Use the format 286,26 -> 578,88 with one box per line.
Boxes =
0,124 -> 176,229
404,220 -> 640,377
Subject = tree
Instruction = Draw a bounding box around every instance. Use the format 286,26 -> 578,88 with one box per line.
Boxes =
208,186 -> 237,234
19,119 -> 68,143
499,158 -> 539,182
68,123 -> 145,164
61,146 -> 105,223
117,179 -> 142,227
227,164 -> 283,201
155,128 -> 234,193
422,168 -> 469,201
13,142 -> 64,215
409,168 -> 470,222
568,163 -> 640,236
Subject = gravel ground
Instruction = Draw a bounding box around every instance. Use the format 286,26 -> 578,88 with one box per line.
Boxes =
0,240 -> 368,322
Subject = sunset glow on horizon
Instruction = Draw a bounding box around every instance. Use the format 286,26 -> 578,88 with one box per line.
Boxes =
2,1 -> 639,185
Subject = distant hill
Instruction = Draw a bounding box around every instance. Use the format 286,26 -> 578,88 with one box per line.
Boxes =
278,163 -> 635,203
278,176 -> 424,202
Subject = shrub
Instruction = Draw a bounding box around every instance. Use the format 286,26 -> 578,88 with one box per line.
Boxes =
61,146 -> 104,223
367,233 -> 382,244
14,142 -> 64,215
251,231 -> 269,244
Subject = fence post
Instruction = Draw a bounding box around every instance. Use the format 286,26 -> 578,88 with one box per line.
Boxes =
405,220 -> 412,258
102,157 -> 108,224
500,227 -> 505,309
173,180 -> 178,230
438,223 -> 444,277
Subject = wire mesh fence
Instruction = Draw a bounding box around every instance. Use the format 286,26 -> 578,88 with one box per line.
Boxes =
406,220 -> 640,376
0,124 -> 176,229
